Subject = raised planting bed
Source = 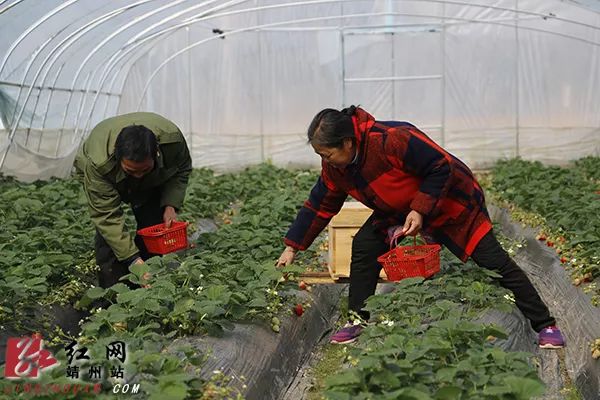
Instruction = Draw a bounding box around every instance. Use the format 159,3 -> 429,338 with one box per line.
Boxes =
489,204 -> 600,399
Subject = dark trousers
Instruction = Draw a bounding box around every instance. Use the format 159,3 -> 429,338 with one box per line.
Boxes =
95,195 -> 164,289
349,217 -> 555,332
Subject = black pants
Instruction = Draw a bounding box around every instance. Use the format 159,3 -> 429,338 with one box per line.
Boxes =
95,195 -> 164,289
348,216 -> 555,332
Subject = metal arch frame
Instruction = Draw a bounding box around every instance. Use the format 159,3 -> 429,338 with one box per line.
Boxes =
24,7 -> 130,147
75,0 -> 250,140
0,0 -> 26,16
0,0 -> 80,79
0,0 -> 223,160
67,1 -> 254,142
36,63 -> 64,152
31,1 -> 158,119
0,1 -> 163,168
133,11 -> 600,111
74,2 -> 600,154
124,0 -> 248,49
178,0 -> 600,32
12,0 -> 600,143
0,35 -> 53,168
81,0 -> 254,137
79,0 -> 587,140
2,0 -> 600,167
59,0 -> 193,143
0,0 -> 197,161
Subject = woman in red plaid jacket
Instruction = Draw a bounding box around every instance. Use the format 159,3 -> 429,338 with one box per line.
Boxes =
276,106 -> 564,349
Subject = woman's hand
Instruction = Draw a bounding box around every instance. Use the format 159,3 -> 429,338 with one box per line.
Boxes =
402,210 -> 423,236
276,246 -> 297,267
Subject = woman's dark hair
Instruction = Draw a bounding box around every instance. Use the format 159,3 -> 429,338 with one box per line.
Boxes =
114,125 -> 158,162
307,105 -> 357,148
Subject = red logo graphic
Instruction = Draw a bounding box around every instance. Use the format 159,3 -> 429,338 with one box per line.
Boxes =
5,335 -> 59,379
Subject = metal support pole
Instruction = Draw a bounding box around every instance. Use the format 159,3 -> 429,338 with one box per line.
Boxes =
255,0 -> 265,162
440,2 -> 446,146
515,0 -> 520,157
24,86 -> 40,146
340,1 -> 345,108
37,64 -> 64,152
187,26 -> 193,153
386,0 -> 395,119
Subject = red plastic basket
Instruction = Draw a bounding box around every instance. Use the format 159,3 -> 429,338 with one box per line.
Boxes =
377,235 -> 441,281
137,221 -> 189,255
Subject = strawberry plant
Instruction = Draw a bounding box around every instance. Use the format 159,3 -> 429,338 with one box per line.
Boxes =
322,245 -> 546,399
482,158 -> 600,304
0,176 -> 97,333
1,164 -> 322,398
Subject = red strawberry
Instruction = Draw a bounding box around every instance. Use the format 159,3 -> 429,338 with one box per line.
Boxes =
537,234 -> 547,241
298,281 -> 307,290
560,257 -> 567,264
293,304 -> 304,316
546,241 -> 554,247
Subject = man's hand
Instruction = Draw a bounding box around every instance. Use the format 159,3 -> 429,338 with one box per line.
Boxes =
276,246 -> 297,268
402,210 -> 423,236
163,206 -> 177,228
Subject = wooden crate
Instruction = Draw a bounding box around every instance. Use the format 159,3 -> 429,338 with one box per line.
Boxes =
327,202 -> 388,280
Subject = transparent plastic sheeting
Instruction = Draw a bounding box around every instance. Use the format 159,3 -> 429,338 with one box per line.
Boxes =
0,0 -> 599,181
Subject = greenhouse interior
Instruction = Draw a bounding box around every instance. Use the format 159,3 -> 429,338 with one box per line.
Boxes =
1,0 -> 600,399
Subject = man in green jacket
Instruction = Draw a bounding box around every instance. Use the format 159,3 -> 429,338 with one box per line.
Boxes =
75,112 -> 192,288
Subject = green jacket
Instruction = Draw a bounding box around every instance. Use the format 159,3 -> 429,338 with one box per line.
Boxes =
74,112 -> 192,261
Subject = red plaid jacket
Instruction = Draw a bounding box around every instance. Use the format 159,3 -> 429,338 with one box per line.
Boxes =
284,108 -> 492,262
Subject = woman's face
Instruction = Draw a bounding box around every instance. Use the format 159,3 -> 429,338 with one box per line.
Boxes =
312,138 -> 355,169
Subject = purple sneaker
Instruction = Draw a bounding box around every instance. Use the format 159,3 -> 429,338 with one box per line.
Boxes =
330,323 -> 363,344
538,325 -> 565,349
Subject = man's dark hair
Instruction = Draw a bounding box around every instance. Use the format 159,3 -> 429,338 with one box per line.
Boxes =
307,105 -> 357,148
114,125 -> 158,162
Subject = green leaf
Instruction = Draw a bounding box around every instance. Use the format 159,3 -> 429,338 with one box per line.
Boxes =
117,289 -> 144,305
174,298 -> 194,315
142,299 -> 162,312
108,283 -> 130,294
436,367 -> 457,382
435,386 -> 461,399
369,368 -> 401,388
480,269 -> 503,279
107,311 -> 129,323
322,391 -> 352,400
503,376 -> 546,398
324,369 -> 362,387
85,286 -> 107,299
247,296 -> 267,307
148,382 -> 188,400
485,325 -> 509,340
482,385 -> 512,395
236,268 -> 255,281
205,285 -> 230,302
129,262 -> 148,278
395,387 -> 434,400
27,277 -> 47,285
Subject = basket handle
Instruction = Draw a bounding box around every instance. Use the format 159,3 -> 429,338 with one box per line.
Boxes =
390,232 -> 417,249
